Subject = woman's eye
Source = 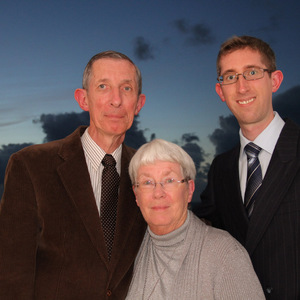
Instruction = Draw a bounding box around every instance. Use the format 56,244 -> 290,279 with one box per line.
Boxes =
143,180 -> 153,186
165,178 -> 175,184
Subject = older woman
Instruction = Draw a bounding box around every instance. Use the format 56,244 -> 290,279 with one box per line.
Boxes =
126,139 -> 265,300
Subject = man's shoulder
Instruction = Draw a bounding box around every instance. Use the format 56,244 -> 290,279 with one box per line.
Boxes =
122,143 -> 137,158
212,144 -> 240,165
12,127 -> 85,160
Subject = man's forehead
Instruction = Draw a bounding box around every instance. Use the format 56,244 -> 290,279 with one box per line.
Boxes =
220,49 -> 265,72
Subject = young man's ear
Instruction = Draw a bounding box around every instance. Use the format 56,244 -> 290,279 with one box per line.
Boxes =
215,83 -> 226,102
271,70 -> 284,93
74,88 -> 89,111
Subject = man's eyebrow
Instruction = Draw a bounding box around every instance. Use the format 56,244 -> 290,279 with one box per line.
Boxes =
94,78 -> 134,84
221,65 -> 262,74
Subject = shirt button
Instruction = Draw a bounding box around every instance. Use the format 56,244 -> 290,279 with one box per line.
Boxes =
106,289 -> 112,297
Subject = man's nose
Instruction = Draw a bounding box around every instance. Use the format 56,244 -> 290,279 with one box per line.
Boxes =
236,75 -> 250,93
110,89 -> 122,107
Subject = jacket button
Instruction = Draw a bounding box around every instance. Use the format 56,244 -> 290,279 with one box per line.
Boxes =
265,287 -> 273,294
106,289 -> 112,297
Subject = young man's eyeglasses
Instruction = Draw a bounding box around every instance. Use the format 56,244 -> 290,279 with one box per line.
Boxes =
217,67 -> 271,85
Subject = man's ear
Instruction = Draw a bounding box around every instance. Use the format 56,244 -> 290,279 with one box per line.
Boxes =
215,83 -> 226,102
135,94 -> 146,115
271,70 -> 284,93
74,88 -> 89,111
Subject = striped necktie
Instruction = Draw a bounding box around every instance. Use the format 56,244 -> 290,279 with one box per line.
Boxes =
244,142 -> 262,218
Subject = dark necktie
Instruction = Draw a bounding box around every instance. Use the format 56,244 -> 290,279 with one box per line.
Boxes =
244,142 -> 262,218
100,154 -> 120,260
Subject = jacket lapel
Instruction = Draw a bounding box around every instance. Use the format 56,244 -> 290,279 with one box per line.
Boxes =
221,146 -> 249,243
246,120 -> 300,255
56,127 -> 109,265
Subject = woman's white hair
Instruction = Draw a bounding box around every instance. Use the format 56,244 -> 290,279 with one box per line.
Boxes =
129,139 -> 196,184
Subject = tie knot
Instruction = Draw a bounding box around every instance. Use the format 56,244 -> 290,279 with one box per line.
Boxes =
245,142 -> 262,158
102,154 -> 116,168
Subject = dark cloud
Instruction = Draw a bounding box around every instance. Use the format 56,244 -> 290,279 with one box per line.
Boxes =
133,37 -> 155,61
34,111 -> 90,142
124,116 -> 148,149
209,115 -> 240,156
178,133 -> 208,204
181,133 -> 199,143
273,85 -> 300,125
173,19 -> 189,33
0,143 -> 33,199
173,18 -> 214,46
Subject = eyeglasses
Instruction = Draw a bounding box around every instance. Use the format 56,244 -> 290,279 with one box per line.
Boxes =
135,178 -> 188,192
217,67 -> 271,85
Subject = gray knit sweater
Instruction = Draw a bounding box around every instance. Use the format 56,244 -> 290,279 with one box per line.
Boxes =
126,211 -> 265,300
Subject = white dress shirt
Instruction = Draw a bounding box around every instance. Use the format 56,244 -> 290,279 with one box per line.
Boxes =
239,112 -> 285,202
81,128 -> 122,213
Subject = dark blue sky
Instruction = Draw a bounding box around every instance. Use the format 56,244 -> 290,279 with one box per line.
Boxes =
1,0 -> 300,163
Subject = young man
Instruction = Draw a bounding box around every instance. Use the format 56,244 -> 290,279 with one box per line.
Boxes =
0,51 -> 146,299
199,36 -> 300,299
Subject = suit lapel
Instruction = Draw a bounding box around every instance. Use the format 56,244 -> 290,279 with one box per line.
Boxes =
220,146 -> 249,243
56,127 -> 109,265
246,120 -> 300,255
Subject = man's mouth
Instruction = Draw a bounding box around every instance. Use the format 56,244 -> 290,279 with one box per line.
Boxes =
238,97 -> 255,105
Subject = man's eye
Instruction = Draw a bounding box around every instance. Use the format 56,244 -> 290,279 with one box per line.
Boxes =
99,84 -> 106,89
226,74 -> 235,81
124,86 -> 132,91
249,69 -> 258,76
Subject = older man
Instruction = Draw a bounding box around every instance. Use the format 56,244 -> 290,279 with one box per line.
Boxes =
0,51 -> 146,299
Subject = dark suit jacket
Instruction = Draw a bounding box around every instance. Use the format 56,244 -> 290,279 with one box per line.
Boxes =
0,126 -> 146,300
199,119 -> 300,300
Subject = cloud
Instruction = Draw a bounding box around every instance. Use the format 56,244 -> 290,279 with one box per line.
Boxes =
273,85 -> 300,125
173,18 -> 214,46
0,143 -> 33,198
176,133 -> 208,203
133,36 -> 155,61
34,111 -> 90,142
124,115 -> 148,149
209,115 -> 240,156
173,19 -> 189,34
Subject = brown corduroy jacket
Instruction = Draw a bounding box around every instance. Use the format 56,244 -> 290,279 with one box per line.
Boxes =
0,126 -> 146,300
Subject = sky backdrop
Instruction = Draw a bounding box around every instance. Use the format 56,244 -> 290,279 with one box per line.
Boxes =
1,0 -> 300,200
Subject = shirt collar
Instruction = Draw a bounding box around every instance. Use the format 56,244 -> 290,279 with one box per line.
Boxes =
240,112 -> 285,155
81,127 -> 122,171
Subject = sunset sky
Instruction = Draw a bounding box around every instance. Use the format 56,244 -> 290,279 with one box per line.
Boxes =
1,0 -> 300,198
